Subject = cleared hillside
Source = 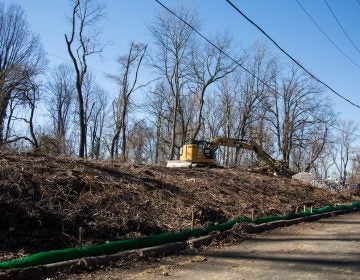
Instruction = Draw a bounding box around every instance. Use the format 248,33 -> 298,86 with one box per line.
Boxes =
0,150 -> 355,261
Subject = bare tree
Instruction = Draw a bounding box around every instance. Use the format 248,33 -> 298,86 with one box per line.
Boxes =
110,42 -> 147,161
307,137 -> 336,179
127,120 -> 153,164
202,91 -> 224,139
189,35 -> 239,140
145,82 -> 170,164
149,5 -> 197,159
232,44 -> 277,162
235,44 -> 276,140
88,87 -> 107,159
4,94 -> 21,141
4,78 -> 41,149
265,64 -> 330,168
292,112 -> 335,173
46,64 -> 75,154
332,120 -> 358,185
23,81 -> 40,149
0,3 -> 46,143
219,79 -> 235,166
349,153 -> 360,185
82,72 -> 96,156
65,0 -> 105,158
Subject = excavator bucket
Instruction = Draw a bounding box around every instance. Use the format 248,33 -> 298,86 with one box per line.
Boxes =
166,160 -> 193,168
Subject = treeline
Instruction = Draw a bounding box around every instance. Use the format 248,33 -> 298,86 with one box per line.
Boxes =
0,1 -> 359,184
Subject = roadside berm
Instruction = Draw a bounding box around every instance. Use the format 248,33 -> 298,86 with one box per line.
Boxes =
0,150 -> 358,264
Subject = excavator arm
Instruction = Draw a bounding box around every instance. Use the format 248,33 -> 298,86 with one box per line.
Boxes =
208,137 -> 281,173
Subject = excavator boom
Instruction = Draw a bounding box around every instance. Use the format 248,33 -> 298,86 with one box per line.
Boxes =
208,137 -> 279,170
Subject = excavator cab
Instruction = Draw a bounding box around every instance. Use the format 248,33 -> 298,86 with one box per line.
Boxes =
166,140 -> 217,167
179,140 -> 217,165
189,140 -> 216,158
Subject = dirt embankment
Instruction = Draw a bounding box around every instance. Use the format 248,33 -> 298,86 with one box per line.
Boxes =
0,151 -> 356,261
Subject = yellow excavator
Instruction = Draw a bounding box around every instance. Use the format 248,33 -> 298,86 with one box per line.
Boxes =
166,136 -> 287,174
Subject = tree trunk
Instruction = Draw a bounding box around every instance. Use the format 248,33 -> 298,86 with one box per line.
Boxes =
116,87 -> 129,162
28,92 -> 39,149
121,104 -> 127,162
110,129 -> 121,160
155,113 -> 162,164
0,93 -> 10,143
77,82 -> 86,158
225,99 -> 231,167
169,95 -> 178,160
192,88 -> 206,140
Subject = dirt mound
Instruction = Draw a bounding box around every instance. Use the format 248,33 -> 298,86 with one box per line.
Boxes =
0,150 -> 356,260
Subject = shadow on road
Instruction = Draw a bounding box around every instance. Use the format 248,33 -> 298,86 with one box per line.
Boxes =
244,233 -> 360,242
316,219 -> 360,224
198,251 -> 360,267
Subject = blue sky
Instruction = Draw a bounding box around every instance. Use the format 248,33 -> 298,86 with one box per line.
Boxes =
4,0 -> 360,125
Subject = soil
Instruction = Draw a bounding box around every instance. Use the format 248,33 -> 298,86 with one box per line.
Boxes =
0,150 -> 358,264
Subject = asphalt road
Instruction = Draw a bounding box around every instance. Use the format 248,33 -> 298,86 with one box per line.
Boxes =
67,211 -> 360,280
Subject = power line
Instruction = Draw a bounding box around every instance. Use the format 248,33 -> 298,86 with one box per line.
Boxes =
324,0 -> 360,56
224,0 -> 360,110
154,0 -> 360,142
295,0 -> 360,69
153,0 -> 277,95
154,0 -> 360,138
332,125 -> 360,138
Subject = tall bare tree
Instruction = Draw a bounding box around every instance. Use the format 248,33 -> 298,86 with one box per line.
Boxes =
65,0 -> 105,158
202,91 -> 224,139
315,142 -> 336,179
150,5 -> 197,159
5,77 -> 41,149
127,120 -> 153,164
235,44 -> 276,140
292,112 -> 334,173
82,72 -> 98,156
145,81 -> 172,164
349,153 -> 360,186
88,87 -> 107,159
332,120 -> 358,185
0,3 -> 46,143
22,80 -> 40,149
219,79 -> 235,166
46,64 -> 75,154
189,35 -> 239,140
110,42 -> 147,161
231,44 -> 277,162
265,64 -> 329,168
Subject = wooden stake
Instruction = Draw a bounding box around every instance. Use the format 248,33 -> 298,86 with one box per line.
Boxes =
79,227 -> 83,249
191,208 -> 195,230
303,205 -> 306,212
295,206 -> 299,214
59,201 -> 64,232
251,209 -> 254,222
310,206 -> 313,214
